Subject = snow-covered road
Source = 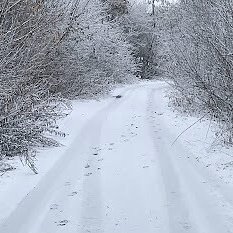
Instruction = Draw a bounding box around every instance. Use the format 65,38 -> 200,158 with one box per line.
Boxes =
1,81 -> 233,233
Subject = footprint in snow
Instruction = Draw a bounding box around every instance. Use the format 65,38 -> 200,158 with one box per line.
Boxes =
50,204 -> 58,210
92,147 -> 101,152
68,191 -> 78,196
84,172 -> 92,176
179,221 -> 192,230
64,182 -> 71,186
85,164 -> 90,168
57,220 -> 68,226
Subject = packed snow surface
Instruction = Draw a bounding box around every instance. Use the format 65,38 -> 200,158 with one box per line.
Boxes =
1,81 -> 233,233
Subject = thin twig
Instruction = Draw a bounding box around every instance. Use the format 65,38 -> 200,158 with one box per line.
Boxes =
171,112 -> 209,146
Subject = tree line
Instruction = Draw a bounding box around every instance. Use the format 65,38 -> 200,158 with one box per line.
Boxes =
2,0 -> 232,172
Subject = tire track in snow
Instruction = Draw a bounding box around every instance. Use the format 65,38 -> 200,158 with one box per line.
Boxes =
0,88 -> 132,233
147,87 -> 197,233
2,82 -> 233,233
148,85 -> 233,233
79,85 -> 146,233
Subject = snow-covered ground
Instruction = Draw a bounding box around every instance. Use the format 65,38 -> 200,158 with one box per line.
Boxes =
1,81 -> 233,233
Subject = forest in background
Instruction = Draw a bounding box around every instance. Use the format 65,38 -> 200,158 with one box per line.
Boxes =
1,0 -> 233,172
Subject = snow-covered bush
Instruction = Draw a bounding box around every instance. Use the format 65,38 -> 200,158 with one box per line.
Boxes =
58,0 -> 137,99
0,0 -> 136,172
159,0 -> 233,144
102,1 -> 161,79
0,0 -> 69,172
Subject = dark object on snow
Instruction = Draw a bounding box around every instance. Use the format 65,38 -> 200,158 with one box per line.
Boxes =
115,95 -> 122,99
85,164 -> 90,168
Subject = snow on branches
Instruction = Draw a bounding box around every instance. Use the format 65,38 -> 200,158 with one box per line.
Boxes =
0,0 -> 136,173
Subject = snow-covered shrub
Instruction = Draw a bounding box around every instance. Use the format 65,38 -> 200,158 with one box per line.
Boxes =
0,0 -> 137,172
159,0 -> 233,144
0,0 -> 69,172
55,0 -> 137,99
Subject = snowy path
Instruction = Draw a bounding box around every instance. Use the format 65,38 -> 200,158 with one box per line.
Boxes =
1,82 -> 233,233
